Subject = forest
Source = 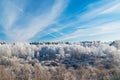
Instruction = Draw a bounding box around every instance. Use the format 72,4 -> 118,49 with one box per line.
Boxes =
0,41 -> 120,80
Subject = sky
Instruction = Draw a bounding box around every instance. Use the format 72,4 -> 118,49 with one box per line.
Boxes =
0,0 -> 120,42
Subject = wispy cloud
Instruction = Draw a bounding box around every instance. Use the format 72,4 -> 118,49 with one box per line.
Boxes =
1,0 -> 69,41
1,0 -> 25,30
0,0 -> 120,42
53,21 -> 120,41
36,0 -> 120,41
101,3 -> 120,14
48,0 -> 120,41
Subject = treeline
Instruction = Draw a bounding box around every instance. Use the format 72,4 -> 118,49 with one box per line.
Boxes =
0,40 -> 120,80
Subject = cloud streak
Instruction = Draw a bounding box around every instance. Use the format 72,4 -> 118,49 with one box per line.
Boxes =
48,0 -> 120,41
0,0 -> 120,42
1,0 -> 69,41
1,0 -> 25,30
35,0 -> 120,41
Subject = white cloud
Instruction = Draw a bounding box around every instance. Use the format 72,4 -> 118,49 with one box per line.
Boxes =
47,33 -> 57,38
53,21 -> 120,41
49,1 -> 120,41
38,0 -> 120,40
1,0 -> 120,42
5,0 -> 69,41
101,3 -> 120,14
1,0 -> 25,30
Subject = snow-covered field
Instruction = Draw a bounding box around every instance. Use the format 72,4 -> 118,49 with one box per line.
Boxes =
0,41 -> 120,80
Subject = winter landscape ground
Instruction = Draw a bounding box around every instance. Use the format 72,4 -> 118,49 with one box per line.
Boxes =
0,40 -> 120,80
0,0 -> 120,80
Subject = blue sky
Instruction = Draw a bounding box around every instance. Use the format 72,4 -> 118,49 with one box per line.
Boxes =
0,0 -> 120,42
